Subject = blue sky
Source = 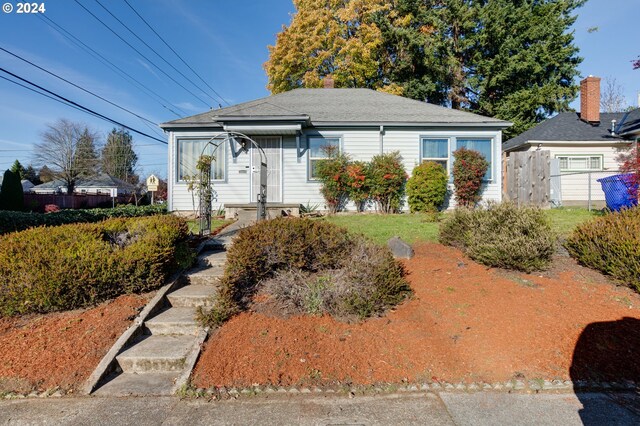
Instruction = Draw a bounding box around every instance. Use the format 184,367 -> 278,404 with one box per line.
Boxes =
0,0 -> 637,180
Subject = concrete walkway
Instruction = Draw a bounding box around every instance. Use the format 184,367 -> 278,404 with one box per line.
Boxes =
1,392 -> 639,425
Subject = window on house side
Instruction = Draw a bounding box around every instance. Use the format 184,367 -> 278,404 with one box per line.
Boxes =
177,139 -> 225,181
421,138 -> 450,172
457,138 -> 493,180
556,155 -> 602,171
308,137 -> 340,180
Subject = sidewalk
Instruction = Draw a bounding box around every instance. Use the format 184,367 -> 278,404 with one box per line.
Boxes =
1,392 -> 639,425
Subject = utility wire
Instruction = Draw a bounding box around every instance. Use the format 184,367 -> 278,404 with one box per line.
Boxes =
93,0 -> 224,106
73,0 -> 210,108
0,67 -> 167,145
37,14 -> 186,117
122,0 -> 230,106
0,46 -> 163,133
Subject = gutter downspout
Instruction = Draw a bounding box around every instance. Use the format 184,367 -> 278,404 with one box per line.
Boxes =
379,125 -> 384,154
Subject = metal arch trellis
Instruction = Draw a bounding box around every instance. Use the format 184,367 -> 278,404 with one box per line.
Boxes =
197,131 -> 267,235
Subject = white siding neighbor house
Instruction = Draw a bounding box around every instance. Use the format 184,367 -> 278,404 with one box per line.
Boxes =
504,76 -> 640,206
160,87 -> 511,215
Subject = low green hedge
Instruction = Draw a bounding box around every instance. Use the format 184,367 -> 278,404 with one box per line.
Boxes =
0,203 -> 167,235
439,202 -> 557,272
565,207 -> 640,290
0,214 -> 192,316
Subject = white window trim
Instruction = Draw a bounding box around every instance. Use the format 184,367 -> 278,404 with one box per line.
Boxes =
307,136 -> 342,181
420,137 -> 451,175
555,154 -> 603,172
176,137 -> 227,183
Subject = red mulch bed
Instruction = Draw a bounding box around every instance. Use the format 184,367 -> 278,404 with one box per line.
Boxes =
0,294 -> 150,394
193,243 -> 640,388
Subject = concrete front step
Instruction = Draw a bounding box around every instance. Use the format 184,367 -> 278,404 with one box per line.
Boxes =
116,335 -> 195,373
144,307 -> 199,335
167,284 -> 218,308
185,271 -> 224,286
93,372 -> 180,396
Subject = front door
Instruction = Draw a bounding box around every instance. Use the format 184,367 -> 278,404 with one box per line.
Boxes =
250,136 -> 282,203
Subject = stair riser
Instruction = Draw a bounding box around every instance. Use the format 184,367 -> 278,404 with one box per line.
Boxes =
167,295 -> 214,308
117,357 -> 187,373
144,322 -> 200,336
187,275 -> 223,286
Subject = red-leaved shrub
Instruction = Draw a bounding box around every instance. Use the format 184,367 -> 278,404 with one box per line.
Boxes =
452,148 -> 489,207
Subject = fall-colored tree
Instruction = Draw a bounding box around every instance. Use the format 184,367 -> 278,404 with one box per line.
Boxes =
38,165 -> 54,183
266,0 -> 585,138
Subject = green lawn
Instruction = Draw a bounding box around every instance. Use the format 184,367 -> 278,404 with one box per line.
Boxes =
187,218 -> 231,235
323,207 -> 600,245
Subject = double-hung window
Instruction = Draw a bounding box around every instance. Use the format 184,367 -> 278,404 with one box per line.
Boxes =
457,138 -> 493,180
177,138 -> 225,181
308,137 -> 340,180
421,138 -> 450,172
556,155 -> 602,171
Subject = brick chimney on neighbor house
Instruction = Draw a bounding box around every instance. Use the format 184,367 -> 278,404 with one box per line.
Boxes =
323,75 -> 335,89
580,75 -> 601,124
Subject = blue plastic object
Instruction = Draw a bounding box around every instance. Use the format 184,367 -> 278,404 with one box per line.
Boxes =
597,173 -> 638,212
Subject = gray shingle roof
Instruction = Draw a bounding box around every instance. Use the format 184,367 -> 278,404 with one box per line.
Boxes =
503,112 -> 626,151
161,88 -> 510,128
618,108 -> 640,136
32,174 -> 135,191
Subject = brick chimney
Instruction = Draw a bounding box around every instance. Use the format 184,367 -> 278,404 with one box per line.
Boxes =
323,75 -> 335,89
580,76 -> 601,124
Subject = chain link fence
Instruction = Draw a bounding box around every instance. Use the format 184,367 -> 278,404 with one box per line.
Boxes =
551,169 -> 629,210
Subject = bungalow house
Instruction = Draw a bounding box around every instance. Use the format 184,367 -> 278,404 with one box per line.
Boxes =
30,174 -> 136,195
503,76 -> 640,206
160,84 -> 511,215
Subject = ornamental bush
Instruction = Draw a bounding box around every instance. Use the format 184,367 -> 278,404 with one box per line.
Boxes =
315,151 -> 351,213
565,207 -> 640,290
0,203 -> 166,235
367,151 -> 408,213
452,148 -> 488,207
198,217 -> 411,326
406,161 -> 448,213
439,202 -> 556,272
0,215 -> 193,316
344,160 -> 370,211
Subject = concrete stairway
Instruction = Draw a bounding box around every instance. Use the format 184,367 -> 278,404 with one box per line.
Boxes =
93,249 -> 227,396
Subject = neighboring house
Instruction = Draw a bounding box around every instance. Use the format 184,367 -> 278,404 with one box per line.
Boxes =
30,174 -> 136,195
504,76 -> 640,205
0,175 -> 34,193
160,85 -> 511,214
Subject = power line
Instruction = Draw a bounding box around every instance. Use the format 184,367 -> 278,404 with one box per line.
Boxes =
37,14 -> 187,117
122,0 -> 230,106
0,46 -> 163,135
0,67 -> 167,145
93,0 -> 225,107
72,0 -> 211,108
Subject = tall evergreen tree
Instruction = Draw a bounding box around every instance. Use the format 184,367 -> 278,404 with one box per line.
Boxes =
10,160 -> 25,180
265,0 -> 585,138
74,127 -> 100,176
101,128 -> 138,183
0,170 -> 24,211
23,164 -> 41,185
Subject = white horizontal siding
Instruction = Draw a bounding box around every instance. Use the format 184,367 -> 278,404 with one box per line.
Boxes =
523,143 -> 628,202
168,127 -> 504,212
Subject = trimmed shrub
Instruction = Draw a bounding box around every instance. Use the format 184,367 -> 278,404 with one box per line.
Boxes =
344,160 -> 370,211
452,148 -> 488,207
198,217 -> 411,326
368,151 -> 407,213
315,151 -> 351,213
0,215 -> 192,316
439,202 -> 556,272
0,203 -> 166,235
0,170 -> 24,212
565,207 -> 640,290
406,161 -> 448,213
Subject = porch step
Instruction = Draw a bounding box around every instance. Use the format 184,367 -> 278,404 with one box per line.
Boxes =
185,269 -> 224,286
144,308 -> 199,335
116,335 -> 194,373
92,372 -> 180,396
167,285 -> 218,308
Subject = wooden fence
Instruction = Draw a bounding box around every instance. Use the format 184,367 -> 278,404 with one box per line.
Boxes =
503,150 -> 551,207
24,193 -> 136,212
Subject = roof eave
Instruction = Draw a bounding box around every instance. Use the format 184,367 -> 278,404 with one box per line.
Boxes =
310,120 -> 512,129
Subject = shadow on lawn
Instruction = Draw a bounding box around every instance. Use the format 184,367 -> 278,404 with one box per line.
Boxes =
571,317 -> 640,425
